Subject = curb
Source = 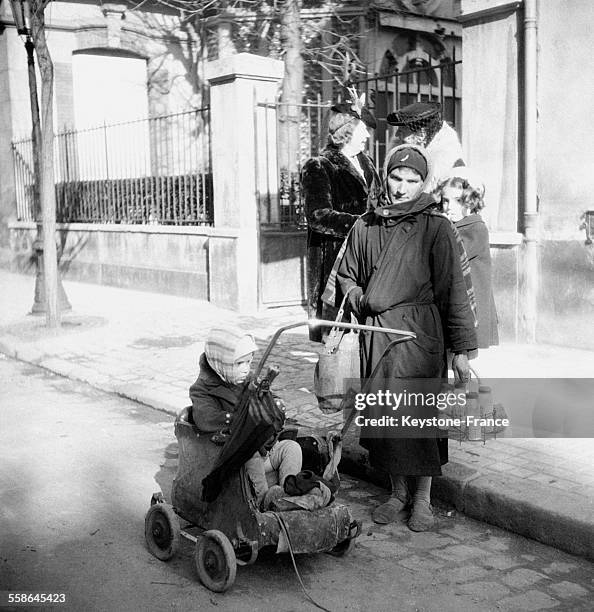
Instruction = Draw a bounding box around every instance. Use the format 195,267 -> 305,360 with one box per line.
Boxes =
340,443 -> 594,562
2,341 -> 593,562
0,338 -> 182,417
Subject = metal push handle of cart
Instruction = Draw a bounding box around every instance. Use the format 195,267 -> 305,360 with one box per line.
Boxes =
253,319 -> 418,494
253,319 -> 417,380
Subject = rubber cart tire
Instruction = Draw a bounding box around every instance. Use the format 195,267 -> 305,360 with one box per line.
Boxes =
195,530 -> 237,592
144,503 -> 180,561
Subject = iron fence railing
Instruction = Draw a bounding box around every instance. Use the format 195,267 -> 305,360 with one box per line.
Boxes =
12,137 -> 36,223
256,98 -> 332,230
11,108 -> 213,226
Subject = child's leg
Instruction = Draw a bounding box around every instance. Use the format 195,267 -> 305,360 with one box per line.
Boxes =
244,452 -> 268,503
265,439 -> 302,488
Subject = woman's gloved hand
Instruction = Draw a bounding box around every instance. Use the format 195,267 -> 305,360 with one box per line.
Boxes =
347,286 -> 364,317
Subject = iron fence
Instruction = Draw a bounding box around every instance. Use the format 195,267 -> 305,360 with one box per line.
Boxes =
255,98 -> 332,230
349,51 -> 462,169
12,108 -> 213,226
12,137 -> 36,223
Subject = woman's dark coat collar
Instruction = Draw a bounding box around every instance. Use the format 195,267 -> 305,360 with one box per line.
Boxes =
456,213 -> 483,228
322,146 -> 372,190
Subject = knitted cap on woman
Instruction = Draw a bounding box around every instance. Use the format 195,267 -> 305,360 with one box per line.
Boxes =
386,147 -> 428,181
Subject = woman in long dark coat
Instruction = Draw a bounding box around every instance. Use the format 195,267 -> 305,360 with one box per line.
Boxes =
336,144 -> 477,531
301,103 -> 379,341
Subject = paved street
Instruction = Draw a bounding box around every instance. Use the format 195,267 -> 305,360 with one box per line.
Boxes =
1,357 -> 592,612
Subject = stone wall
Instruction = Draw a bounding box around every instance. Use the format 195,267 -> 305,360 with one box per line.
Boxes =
8,223 -> 234,301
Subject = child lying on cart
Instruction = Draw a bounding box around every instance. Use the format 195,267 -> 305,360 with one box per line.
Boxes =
189,327 -> 302,510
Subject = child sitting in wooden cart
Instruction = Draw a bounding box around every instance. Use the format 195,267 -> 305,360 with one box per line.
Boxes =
189,327 -> 303,510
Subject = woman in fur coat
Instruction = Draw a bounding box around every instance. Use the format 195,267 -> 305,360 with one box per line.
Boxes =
301,103 -> 379,341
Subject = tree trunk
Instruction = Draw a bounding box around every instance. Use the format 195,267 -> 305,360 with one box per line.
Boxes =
31,1 -> 60,328
25,39 -> 42,222
278,0 -> 304,181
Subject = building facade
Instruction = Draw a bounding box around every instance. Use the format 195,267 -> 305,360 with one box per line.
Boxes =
1,0 -> 469,312
0,0 -> 213,296
460,0 -> 594,348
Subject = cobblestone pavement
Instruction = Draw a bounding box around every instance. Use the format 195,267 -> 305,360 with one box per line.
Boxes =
333,476 -> 594,612
1,270 -> 593,561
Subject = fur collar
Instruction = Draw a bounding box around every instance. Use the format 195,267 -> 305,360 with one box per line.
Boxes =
427,122 -> 465,183
321,146 -> 375,189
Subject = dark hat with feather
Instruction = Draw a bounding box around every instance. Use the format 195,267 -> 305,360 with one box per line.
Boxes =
331,87 -> 377,129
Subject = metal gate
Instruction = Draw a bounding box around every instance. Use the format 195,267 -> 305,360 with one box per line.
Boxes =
254,99 -> 330,308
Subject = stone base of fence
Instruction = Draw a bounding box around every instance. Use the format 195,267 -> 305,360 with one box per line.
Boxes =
7,222 -> 241,302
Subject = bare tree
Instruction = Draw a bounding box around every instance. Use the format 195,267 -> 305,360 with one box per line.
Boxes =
277,0 -> 303,174
136,0 -> 366,105
130,0 -> 364,217
30,0 -> 60,327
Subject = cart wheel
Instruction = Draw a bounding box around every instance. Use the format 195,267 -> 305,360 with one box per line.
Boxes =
328,519 -> 361,557
144,503 -> 180,561
327,536 -> 356,557
195,530 -> 237,592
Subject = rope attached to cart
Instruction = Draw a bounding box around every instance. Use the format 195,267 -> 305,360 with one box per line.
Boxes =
271,512 -> 333,612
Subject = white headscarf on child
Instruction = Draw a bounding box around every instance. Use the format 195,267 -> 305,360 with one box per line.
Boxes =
204,327 -> 258,384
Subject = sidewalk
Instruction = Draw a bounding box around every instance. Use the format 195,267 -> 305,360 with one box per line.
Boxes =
1,269 -> 593,561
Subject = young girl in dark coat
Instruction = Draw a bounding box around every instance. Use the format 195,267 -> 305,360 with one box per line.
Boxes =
436,168 -> 499,349
190,327 -> 302,509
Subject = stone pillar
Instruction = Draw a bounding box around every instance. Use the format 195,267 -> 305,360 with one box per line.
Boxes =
214,11 -> 235,59
206,53 -> 284,313
101,3 -> 127,48
0,31 -> 17,253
